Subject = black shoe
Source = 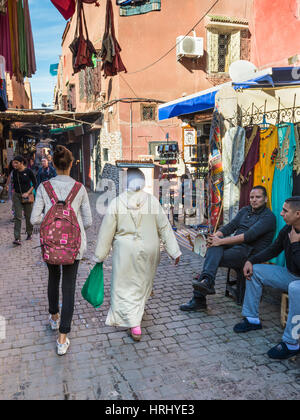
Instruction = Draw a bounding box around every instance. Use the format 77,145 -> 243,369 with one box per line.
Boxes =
180,297 -> 207,312
233,317 -> 262,333
267,342 -> 300,360
192,277 -> 216,295
13,239 -> 21,246
26,235 -> 32,241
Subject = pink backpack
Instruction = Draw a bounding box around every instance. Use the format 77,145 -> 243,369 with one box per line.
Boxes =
40,181 -> 82,265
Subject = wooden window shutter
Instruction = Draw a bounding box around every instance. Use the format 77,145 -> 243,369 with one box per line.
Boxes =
229,30 -> 241,66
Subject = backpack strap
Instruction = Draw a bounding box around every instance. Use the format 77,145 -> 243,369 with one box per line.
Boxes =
65,182 -> 82,206
43,181 -> 59,205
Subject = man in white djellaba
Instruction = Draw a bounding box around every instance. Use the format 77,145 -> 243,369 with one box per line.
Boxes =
94,168 -> 181,341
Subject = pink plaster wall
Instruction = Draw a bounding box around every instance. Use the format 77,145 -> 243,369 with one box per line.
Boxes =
59,0 -> 251,159
250,0 -> 300,68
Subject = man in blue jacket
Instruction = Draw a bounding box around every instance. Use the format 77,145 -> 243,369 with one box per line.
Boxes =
234,196 -> 300,360
37,158 -> 56,186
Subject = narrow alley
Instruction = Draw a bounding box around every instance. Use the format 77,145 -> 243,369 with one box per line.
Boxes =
0,193 -> 299,400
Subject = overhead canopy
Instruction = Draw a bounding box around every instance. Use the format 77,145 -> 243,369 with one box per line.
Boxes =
0,109 -> 102,125
158,66 -> 300,121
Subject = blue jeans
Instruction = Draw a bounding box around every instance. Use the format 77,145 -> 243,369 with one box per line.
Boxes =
242,264 -> 300,345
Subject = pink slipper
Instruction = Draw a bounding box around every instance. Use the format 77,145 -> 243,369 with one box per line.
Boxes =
130,326 -> 141,341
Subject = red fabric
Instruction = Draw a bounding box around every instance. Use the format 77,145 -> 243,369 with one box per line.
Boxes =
51,0 -> 99,20
51,0 -> 75,20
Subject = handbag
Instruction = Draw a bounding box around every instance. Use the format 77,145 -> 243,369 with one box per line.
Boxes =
17,173 -> 35,204
81,262 -> 104,308
69,0 -> 96,74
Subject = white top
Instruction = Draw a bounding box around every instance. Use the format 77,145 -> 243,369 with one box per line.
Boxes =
30,175 -> 93,260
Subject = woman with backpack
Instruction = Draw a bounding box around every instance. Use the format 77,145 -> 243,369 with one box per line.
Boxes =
31,146 -> 92,356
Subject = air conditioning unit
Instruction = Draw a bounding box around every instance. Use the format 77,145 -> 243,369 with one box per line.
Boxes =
176,36 -> 204,60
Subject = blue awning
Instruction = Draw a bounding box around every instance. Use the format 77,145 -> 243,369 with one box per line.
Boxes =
158,66 -> 300,121
158,84 -> 226,121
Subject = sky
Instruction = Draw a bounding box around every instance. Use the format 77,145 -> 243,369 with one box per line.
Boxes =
28,0 -> 67,109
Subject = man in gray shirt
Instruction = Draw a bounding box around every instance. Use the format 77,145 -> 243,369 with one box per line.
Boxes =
180,186 -> 276,312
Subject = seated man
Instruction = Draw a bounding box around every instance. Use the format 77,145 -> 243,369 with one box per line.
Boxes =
180,186 -> 276,312
234,196 -> 300,360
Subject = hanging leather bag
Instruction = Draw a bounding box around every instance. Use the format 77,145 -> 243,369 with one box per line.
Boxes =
69,0 -> 96,74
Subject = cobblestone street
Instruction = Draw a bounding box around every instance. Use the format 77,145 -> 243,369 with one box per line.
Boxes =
0,193 -> 299,400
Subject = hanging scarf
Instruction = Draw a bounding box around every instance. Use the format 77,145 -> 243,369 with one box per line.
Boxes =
51,0 -> 99,20
208,108 -> 224,230
23,0 -> 36,77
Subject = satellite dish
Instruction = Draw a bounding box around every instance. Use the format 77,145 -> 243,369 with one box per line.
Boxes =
229,60 -> 258,83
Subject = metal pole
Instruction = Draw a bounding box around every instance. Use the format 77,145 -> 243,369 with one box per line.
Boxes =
130,102 -> 133,160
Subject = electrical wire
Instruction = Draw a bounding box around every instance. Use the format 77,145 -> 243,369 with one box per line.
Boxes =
125,0 -> 220,75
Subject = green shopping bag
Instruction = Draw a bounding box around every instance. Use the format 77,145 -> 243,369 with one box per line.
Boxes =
81,263 -> 104,308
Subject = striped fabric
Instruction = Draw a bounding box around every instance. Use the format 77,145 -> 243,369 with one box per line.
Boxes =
174,226 -> 198,252
120,0 -> 161,16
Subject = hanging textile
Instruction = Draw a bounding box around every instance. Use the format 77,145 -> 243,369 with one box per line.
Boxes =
50,0 -> 76,20
271,123 -> 296,266
208,108 -> 224,230
17,0 -> 27,77
119,0 -> 161,17
253,125 -> 278,210
51,0 -> 99,20
23,0 -> 36,77
0,55 -> 8,111
222,126 -> 245,223
293,124 -> 300,196
7,0 -> 20,80
101,0 -> 127,77
239,125 -> 260,208
0,4 -> 12,77
69,0 -> 97,74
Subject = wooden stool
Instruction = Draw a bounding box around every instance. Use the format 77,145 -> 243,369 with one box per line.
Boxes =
281,293 -> 289,328
225,268 -> 246,306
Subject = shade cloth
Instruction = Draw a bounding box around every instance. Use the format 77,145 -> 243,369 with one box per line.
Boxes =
158,67 -> 300,121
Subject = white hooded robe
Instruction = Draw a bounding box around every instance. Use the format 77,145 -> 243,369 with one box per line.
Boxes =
94,189 -> 181,328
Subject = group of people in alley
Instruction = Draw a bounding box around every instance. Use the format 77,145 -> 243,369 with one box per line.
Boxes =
3,145 -> 300,359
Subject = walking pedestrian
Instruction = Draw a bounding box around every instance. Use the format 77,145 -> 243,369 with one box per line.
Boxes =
94,168 -> 181,342
36,157 -> 56,186
5,160 -> 18,219
11,156 -> 37,245
31,145 -> 92,356
27,155 -> 38,176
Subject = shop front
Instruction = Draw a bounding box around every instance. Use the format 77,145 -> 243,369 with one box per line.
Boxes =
158,66 -> 300,263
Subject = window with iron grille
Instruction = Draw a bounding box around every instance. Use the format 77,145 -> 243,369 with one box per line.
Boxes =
207,28 -> 241,74
141,104 -> 156,121
218,34 -> 230,73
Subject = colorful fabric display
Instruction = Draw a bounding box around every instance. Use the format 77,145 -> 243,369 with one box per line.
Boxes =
222,126 -> 245,223
239,125 -> 260,208
271,123 -> 296,266
0,0 -> 36,80
253,125 -> 278,210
